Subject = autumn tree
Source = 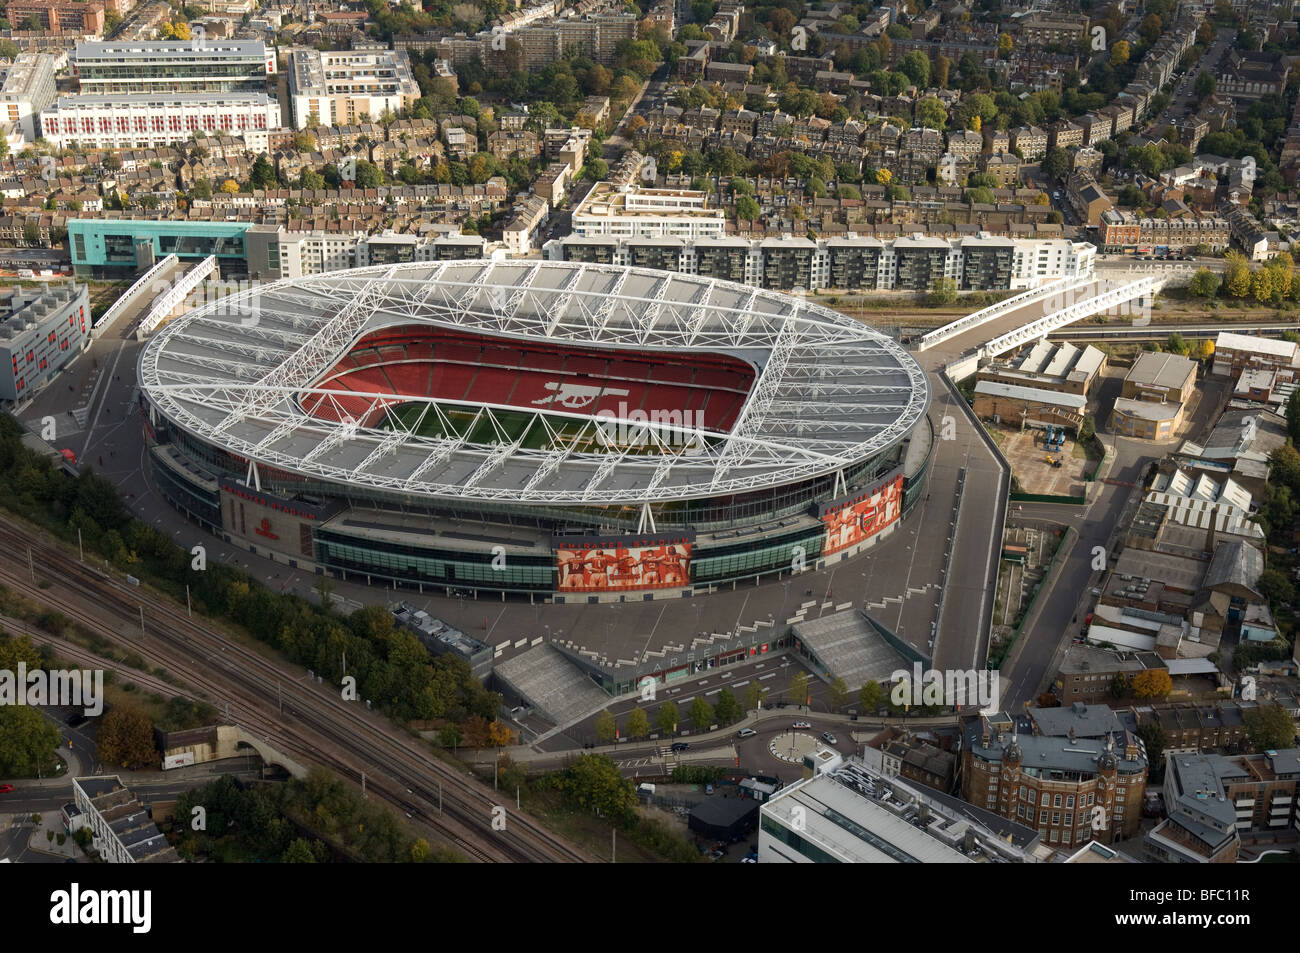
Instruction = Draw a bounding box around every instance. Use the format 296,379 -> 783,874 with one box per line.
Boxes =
487,719 -> 513,747
1131,669 -> 1173,700
96,706 -> 159,770
1111,40 -> 1130,66
1224,251 -> 1252,298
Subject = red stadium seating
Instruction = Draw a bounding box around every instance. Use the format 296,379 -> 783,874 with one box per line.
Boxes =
304,326 -> 757,432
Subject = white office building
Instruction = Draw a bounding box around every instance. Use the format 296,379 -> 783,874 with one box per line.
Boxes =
759,754 -> 1045,863
40,93 -> 280,150
0,52 -> 57,141
72,40 -> 274,95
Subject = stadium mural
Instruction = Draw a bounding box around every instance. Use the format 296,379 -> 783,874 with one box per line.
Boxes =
820,470 -> 903,557
554,533 -> 694,592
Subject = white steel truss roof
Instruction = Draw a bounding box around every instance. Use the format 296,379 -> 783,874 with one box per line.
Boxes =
139,261 -> 930,505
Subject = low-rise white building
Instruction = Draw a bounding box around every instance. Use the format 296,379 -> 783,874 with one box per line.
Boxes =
0,52 -> 57,141
570,181 -> 726,241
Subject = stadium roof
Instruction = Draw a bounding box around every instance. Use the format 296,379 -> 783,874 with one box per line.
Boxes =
139,260 -> 929,506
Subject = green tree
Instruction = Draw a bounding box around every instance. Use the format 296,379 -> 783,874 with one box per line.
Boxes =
789,671 -> 809,707
656,701 -> 679,737
898,50 -> 930,88
859,680 -> 883,712
1244,703 -> 1296,751
827,677 -> 848,713
1109,673 -> 1130,699
1137,721 -> 1168,781
735,195 -> 760,221
688,696 -> 713,730
249,154 -> 277,190
1041,147 -> 1069,181
1257,568 -> 1296,606
595,708 -> 617,744
1188,267 -> 1220,298
625,706 -> 649,740
555,754 -> 637,823
929,276 -> 958,305
1286,390 -> 1300,444
915,96 -> 947,130
1165,332 -> 1190,355
743,680 -> 768,711
713,687 -> 741,725
282,838 -> 317,862
1193,71 -> 1215,101
0,704 -> 61,776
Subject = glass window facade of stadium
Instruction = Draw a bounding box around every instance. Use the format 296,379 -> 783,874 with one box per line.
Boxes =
314,531 -> 553,590
151,459 -> 222,530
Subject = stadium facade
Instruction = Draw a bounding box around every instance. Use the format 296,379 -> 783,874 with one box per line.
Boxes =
139,260 -> 932,601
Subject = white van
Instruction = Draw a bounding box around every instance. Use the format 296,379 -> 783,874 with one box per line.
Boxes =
637,782 -> 656,796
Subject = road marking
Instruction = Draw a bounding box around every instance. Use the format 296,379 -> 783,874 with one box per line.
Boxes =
759,673 -> 775,681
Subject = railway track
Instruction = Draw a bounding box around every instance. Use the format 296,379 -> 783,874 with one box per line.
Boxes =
0,515 -> 592,863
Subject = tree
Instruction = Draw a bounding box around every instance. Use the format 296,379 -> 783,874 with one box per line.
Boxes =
657,701 -> 679,736
250,154 -> 277,190
1194,71 -> 1216,101
1139,13 -> 1163,44
929,276 -> 958,305
1109,673 -> 1130,699
219,179 -> 240,195
1041,147 -> 1069,181
875,168 -> 892,185
282,838 -> 317,863
1137,722 -> 1168,781
1165,331 -> 1190,355
916,96 -> 948,130
0,703 -> 61,776
1257,568 -> 1295,606
713,687 -> 741,725
788,671 -> 809,707
735,195 -> 760,221
556,753 -> 637,823
859,680 -> 883,712
95,706 -> 159,770
1251,267 -> 1276,304
688,696 -> 713,730
1287,390 -> 1300,444
743,680 -> 768,711
1188,267 -> 1220,298
827,677 -> 848,713
1131,669 -> 1173,701
1224,251 -> 1252,298
898,51 -> 930,88
487,719 -> 513,747
625,706 -> 650,739
1244,703 -> 1296,751
997,33 -> 1013,57
595,708 -> 616,743
1110,40 -> 1130,66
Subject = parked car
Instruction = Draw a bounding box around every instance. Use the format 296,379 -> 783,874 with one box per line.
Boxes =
0,784 -> 13,793
705,783 -> 715,795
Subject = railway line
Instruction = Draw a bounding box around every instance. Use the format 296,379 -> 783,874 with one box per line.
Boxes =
0,514 -> 592,863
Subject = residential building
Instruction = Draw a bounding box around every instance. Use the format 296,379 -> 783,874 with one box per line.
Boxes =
0,52 -> 56,141
0,281 -> 89,403
6,0 -> 105,35
70,776 -> 180,863
1143,753 -> 1239,863
1212,331 -> 1299,379
40,92 -> 279,150
288,48 -> 421,129
570,181 -> 726,241
503,193 -> 549,255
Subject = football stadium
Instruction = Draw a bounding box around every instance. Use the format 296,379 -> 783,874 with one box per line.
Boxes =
138,260 -> 933,600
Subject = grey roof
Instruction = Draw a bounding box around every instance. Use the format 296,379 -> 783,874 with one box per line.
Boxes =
1203,540 -> 1263,594
1127,351 -> 1196,390
1030,702 -> 1122,739
1167,754 -> 1236,828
